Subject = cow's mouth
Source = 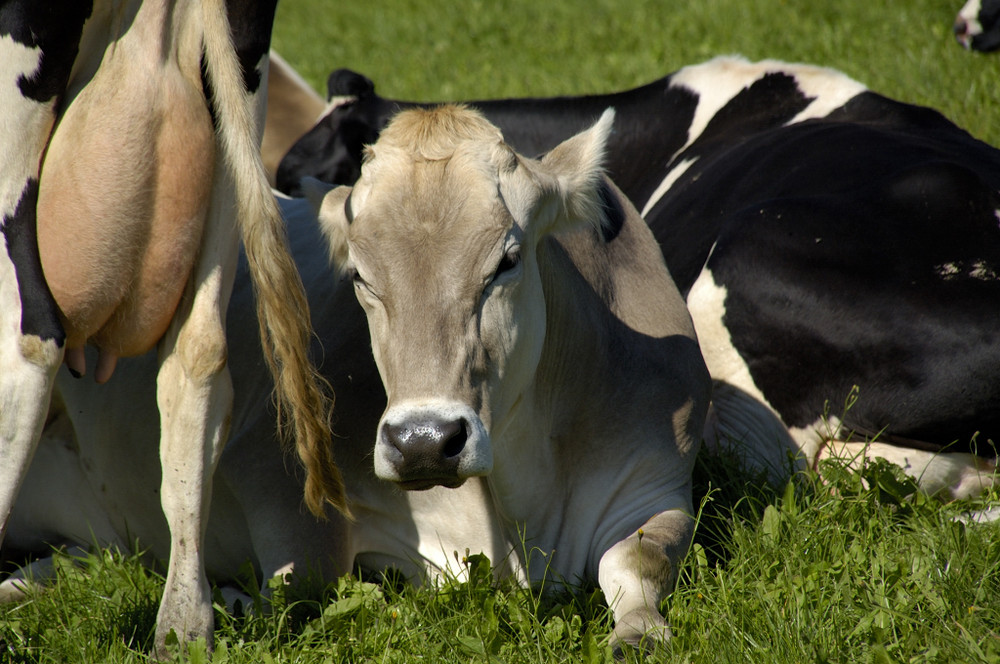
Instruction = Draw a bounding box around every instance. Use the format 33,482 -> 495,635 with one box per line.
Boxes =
396,477 -> 467,491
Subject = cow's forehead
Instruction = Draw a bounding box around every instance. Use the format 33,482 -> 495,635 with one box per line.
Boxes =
344,106 -> 537,283
348,153 -> 518,279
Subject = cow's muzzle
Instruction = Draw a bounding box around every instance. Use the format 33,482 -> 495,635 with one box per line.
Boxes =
374,402 -> 492,488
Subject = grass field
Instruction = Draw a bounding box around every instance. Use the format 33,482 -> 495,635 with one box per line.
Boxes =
3,0 -> 1000,662
271,0 -> 1000,145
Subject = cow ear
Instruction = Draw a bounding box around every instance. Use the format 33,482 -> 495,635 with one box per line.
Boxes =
306,177 -> 353,270
537,107 -> 615,235
327,68 -> 375,100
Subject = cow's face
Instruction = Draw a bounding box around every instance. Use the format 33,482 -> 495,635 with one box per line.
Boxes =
317,105 -> 613,489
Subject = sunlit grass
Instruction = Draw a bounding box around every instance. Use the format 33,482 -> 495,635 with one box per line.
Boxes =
3,455 -> 998,663
4,2 -> 1000,662
272,0 -> 1000,147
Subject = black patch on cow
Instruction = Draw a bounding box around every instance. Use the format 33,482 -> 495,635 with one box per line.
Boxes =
327,68 -> 375,99
679,72 -> 814,164
596,179 -> 625,243
277,71 -> 704,208
224,0 -> 278,94
645,74 -> 834,293
2,180 -> 65,344
592,79 -> 699,210
0,0 -> 92,103
277,95 -> 415,195
970,0 -> 1000,51
277,114 -> 381,195
691,111 -> 1000,453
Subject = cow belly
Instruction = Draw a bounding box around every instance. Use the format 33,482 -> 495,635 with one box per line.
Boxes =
37,41 -> 213,377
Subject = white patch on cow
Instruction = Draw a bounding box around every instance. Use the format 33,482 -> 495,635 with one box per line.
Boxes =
0,238 -> 63,528
686,264 -> 771,414
640,157 -> 697,217
668,57 -> 762,154
785,66 -> 867,124
934,259 -> 1000,281
668,57 -> 864,152
959,0 -> 985,34
374,400 -> 493,482
686,264 -> 804,478
650,57 -> 865,216
0,37 -> 52,220
817,439 -> 998,500
322,94 -> 357,115
936,262 -> 962,279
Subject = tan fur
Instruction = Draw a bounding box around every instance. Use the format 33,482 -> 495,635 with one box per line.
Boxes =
318,106 -> 710,650
200,0 -> 345,517
37,0 -> 212,365
373,104 -> 504,161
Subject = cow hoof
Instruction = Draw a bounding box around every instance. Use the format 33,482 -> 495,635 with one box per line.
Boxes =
610,608 -> 672,659
0,576 -> 34,604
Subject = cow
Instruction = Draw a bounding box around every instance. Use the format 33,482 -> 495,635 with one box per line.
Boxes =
955,0 -> 1000,51
277,56 -> 1000,501
3,107 -> 712,654
261,51 -> 328,185
313,105 -> 711,651
0,0 -> 345,656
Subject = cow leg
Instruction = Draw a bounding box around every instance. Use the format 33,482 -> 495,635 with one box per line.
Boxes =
152,203 -> 238,657
0,10 -> 80,558
1,199 -> 65,560
598,507 -> 693,655
0,272 -> 61,545
816,440 -> 999,500
0,546 -> 88,604
0,329 -> 61,555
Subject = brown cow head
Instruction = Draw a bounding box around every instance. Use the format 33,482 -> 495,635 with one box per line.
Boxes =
315,104 -> 614,489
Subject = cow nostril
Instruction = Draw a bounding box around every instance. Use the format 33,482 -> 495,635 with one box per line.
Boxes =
442,419 -> 468,458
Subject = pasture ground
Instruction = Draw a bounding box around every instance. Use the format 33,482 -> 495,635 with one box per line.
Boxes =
3,0 -> 999,661
1,455 -> 998,663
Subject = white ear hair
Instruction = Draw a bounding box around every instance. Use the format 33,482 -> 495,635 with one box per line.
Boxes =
304,177 -> 353,270
538,108 -> 615,235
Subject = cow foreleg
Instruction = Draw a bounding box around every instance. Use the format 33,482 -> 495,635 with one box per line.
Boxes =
153,231 -> 236,657
598,508 -> 693,655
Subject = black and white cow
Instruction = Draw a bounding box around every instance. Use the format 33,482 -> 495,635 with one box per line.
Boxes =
279,56 -> 1000,495
0,0 -> 343,656
955,0 -> 1000,51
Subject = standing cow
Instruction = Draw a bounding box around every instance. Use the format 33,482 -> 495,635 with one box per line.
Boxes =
0,0 -> 344,655
279,56 -> 1000,498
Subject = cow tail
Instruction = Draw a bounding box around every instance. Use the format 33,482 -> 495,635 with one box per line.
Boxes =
200,0 -> 349,519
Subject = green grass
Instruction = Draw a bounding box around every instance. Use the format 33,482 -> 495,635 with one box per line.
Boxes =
2,457 -> 999,663
4,1 -> 1000,662
272,0 -> 1000,146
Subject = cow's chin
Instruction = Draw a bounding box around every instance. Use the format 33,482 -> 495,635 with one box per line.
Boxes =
396,477 -> 467,491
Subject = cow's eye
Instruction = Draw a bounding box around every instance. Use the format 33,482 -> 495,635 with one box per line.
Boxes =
348,267 -> 377,298
492,247 -> 522,283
